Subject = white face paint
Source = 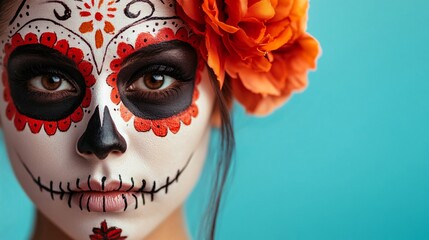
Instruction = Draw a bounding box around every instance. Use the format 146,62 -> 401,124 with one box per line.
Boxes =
0,0 -> 215,239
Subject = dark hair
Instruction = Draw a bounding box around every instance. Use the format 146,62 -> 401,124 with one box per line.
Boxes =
204,70 -> 235,240
0,1 -> 13,31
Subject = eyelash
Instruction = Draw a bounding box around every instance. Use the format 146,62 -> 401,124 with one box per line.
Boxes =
11,64 -> 78,100
125,64 -> 191,100
13,64 -> 72,85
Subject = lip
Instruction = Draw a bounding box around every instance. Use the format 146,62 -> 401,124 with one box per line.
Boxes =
71,178 -> 134,192
72,191 -> 138,212
69,180 -> 138,212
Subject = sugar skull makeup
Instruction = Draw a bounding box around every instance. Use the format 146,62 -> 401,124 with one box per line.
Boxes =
0,0 -> 215,239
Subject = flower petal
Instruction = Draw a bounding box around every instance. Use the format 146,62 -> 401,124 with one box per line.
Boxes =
247,0 -> 275,20
79,21 -> 94,34
176,0 -> 204,23
104,21 -> 115,34
95,29 -> 104,48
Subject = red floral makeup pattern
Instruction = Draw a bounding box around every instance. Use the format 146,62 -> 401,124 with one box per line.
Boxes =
2,32 -> 95,135
107,27 -> 203,137
90,220 -> 127,240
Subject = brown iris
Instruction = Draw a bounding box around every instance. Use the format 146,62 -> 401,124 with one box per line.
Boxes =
41,74 -> 62,91
144,74 -> 165,90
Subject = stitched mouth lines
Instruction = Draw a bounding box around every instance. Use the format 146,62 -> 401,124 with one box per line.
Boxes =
19,154 -> 192,212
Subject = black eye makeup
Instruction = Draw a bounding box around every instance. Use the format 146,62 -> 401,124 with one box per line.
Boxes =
117,40 -> 198,120
7,44 -> 86,121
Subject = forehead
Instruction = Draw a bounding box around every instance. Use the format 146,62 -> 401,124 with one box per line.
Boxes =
5,0 -> 187,73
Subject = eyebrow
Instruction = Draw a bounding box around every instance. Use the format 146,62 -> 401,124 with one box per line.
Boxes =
122,40 -> 195,67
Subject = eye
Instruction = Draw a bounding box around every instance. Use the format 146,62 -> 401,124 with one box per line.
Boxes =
7,44 -> 87,121
29,74 -> 75,92
127,74 -> 175,91
116,41 -> 198,120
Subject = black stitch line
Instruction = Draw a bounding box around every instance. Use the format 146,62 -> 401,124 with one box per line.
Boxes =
49,181 -> 54,200
67,182 -> 72,192
19,152 -> 193,211
59,182 -> 65,200
79,193 -> 84,211
126,177 -> 134,192
76,178 -> 81,190
21,159 -> 71,195
140,180 -> 146,206
165,177 -> 170,194
67,192 -> 73,208
87,196 -> 91,212
134,153 -> 193,207
102,176 -> 107,191
175,169 -> 180,182
103,196 -> 106,212
122,194 -> 127,211
87,175 -> 92,191
132,194 -> 138,209
139,154 -> 192,196
117,174 -> 123,191
37,177 -> 42,192
150,181 -> 156,202
138,179 -> 146,192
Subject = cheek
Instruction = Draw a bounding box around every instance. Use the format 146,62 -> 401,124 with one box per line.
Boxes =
123,65 -> 215,170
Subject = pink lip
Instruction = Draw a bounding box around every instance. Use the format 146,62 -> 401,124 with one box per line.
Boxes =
71,181 -> 138,212
72,191 -> 137,212
72,180 -> 133,192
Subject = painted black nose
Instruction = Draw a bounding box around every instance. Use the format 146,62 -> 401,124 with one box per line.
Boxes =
77,106 -> 127,160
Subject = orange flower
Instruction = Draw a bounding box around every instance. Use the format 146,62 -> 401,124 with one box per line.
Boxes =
176,0 -> 321,115
79,0 -> 117,49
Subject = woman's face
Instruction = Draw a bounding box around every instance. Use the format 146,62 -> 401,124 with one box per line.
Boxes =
0,0 -> 215,239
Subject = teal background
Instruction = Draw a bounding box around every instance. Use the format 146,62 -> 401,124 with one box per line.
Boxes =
1,0 -> 429,239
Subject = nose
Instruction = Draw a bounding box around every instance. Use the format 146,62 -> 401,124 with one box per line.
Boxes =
77,106 -> 127,160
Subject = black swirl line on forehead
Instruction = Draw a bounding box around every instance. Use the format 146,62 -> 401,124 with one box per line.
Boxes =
8,0 -> 182,74
9,0 -> 71,25
46,1 -> 72,21
18,152 -> 193,212
125,0 -> 155,19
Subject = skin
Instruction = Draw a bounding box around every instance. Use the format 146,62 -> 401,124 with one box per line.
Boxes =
0,1 -> 216,239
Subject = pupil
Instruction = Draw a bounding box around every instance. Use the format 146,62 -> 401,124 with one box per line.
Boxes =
144,74 -> 164,90
42,74 -> 62,90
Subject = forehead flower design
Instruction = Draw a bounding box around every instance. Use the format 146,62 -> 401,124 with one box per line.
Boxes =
79,0 -> 117,49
